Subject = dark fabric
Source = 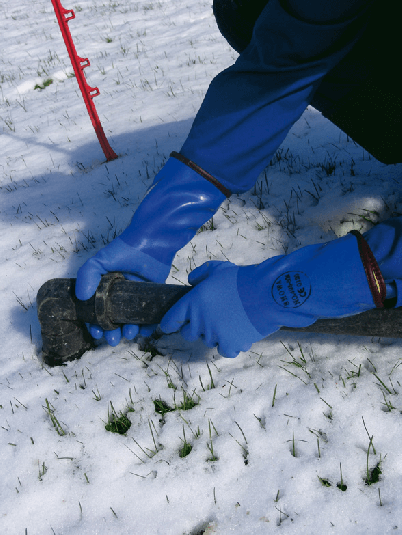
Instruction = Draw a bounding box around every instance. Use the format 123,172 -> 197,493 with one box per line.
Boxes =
212,0 -> 268,54
311,4 -> 401,165
284,0 -> 371,24
211,0 -> 401,165
212,0 -> 371,52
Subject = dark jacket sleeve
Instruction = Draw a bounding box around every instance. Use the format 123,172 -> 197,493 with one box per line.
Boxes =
180,0 -> 375,193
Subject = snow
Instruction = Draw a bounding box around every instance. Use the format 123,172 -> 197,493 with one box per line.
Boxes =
1,1 -> 402,534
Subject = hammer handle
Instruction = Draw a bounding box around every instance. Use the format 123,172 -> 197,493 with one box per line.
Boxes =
37,275 -> 402,366
77,277 -> 402,338
76,276 -> 192,327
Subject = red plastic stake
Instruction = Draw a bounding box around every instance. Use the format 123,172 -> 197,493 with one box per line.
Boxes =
51,0 -> 118,161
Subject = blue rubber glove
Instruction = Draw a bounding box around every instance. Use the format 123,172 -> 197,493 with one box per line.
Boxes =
160,217 -> 402,358
75,155 -> 227,346
160,261 -> 262,358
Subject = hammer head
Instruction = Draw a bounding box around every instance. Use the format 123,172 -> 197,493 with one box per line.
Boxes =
37,278 -> 94,366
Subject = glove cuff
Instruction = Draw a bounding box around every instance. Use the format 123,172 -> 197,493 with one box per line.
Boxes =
170,151 -> 232,198
349,230 -> 386,308
120,156 -> 227,266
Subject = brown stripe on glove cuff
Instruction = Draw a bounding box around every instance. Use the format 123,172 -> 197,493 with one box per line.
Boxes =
170,151 -> 232,198
349,230 -> 386,308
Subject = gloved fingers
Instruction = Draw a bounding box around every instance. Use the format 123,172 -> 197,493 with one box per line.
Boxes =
76,261 -> 167,302
104,328 -> 122,346
75,259 -> 105,301
181,324 -> 243,359
180,320 -> 219,349
180,321 -> 200,342
87,323 -> 104,339
218,345 -> 238,359
138,324 -> 159,337
201,335 -> 216,349
200,326 -> 219,349
122,324 -> 140,340
187,262 -> 215,286
202,329 -> 240,358
241,342 -> 253,353
75,240 -> 163,301
88,322 -> 140,343
188,261 -> 230,286
159,298 -> 189,334
219,341 -> 252,359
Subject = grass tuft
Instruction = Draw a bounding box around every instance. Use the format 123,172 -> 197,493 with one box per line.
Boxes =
176,390 -> 198,411
207,420 -> 219,462
105,402 -> 132,435
153,398 -> 174,417
179,441 -> 192,458
318,476 -> 331,487
43,399 -> 66,436
34,78 -> 53,90
365,460 -> 382,486
337,463 -> 347,491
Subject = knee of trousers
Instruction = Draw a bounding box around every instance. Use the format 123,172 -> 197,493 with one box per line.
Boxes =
212,0 -> 268,54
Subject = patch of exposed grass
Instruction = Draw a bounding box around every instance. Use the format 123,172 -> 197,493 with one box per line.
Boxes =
154,398 -> 174,417
105,402 -> 132,435
318,476 -> 331,487
34,78 -> 53,90
176,390 -> 199,411
365,460 -> 382,486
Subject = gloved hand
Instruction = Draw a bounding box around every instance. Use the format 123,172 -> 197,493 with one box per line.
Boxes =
159,217 -> 402,358
75,154 -> 228,346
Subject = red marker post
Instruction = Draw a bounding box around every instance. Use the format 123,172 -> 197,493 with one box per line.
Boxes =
51,0 -> 118,161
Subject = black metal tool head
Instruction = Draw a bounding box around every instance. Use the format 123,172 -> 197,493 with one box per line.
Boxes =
36,278 -> 95,366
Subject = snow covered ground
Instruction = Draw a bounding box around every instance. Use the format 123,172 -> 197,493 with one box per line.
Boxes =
1,1 -> 402,533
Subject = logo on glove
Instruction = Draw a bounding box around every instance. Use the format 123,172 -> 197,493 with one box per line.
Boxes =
272,271 -> 311,308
